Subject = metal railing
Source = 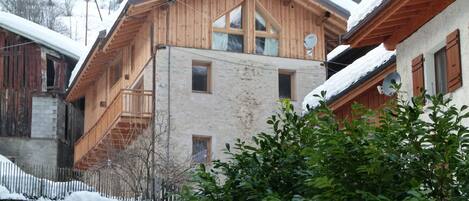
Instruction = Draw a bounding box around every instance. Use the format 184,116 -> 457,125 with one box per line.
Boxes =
74,89 -> 153,165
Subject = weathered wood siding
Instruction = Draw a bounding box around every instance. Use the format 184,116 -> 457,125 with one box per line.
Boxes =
0,30 -> 72,137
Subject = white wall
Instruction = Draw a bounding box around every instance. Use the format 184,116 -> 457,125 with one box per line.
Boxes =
143,47 -> 325,161
396,0 -> 469,108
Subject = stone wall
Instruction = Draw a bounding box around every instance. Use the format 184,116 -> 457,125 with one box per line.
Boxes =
141,47 -> 325,161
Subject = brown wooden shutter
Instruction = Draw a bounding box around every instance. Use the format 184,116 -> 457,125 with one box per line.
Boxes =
446,29 -> 462,92
412,54 -> 425,96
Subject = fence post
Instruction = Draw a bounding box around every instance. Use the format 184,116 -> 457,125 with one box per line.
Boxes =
98,171 -> 101,193
40,165 -> 44,197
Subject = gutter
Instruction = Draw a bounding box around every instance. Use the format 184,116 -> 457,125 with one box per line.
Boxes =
325,55 -> 396,105
341,0 -> 392,42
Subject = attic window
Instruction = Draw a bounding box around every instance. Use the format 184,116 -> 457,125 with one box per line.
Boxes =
255,10 -> 279,56
212,5 -> 244,53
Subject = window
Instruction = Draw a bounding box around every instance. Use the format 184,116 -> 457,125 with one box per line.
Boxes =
46,56 -> 56,88
212,6 -> 244,53
192,61 -> 211,93
434,47 -> 447,95
109,57 -> 122,87
192,136 -> 211,164
279,71 -> 295,100
255,10 -> 279,56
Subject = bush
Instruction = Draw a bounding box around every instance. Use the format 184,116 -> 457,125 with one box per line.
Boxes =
181,93 -> 469,201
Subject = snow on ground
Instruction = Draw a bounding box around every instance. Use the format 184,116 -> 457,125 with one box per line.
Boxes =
36,191 -> 118,201
0,11 -> 84,60
347,0 -> 384,31
0,155 -> 93,199
0,185 -> 26,200
327,45 -> 350,61
67,0 -> 129,88
302,44 -> 395,111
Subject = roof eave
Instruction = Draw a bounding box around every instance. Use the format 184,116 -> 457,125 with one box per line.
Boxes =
326,55 -> 396,105
341,0 -> 392,45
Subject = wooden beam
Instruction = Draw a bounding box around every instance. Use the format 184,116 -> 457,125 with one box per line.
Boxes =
384,0 -> 455,50
348,0 -> 411,47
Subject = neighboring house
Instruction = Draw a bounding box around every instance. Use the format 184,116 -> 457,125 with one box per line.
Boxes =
66,0 -> 349,169
343,0 -> 466,109
0,12 -> 84,168
303,44 -> 396,121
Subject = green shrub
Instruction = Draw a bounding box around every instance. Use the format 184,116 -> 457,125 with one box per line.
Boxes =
181,93 -> 469,201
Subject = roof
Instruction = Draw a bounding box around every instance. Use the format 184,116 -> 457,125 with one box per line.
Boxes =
68,0 -> 130,89
342,0 -> 455,49
346,0 -> 387,31
0,11 -> 84,60
317,0 -> 356,18
302,44 -> 395,111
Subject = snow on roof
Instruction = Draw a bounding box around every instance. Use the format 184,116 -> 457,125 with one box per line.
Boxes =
329,0 -> 358,12
347,0 -> 385,31
0,11 -> 84,60
302,44 -> 395,111
327,45 -> 350,61
68,0 -> 129,89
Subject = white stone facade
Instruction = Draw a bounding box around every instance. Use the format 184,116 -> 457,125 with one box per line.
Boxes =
396,0 -> 469,108
139,47 -> 325,161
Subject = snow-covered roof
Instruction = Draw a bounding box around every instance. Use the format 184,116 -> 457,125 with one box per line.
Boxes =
0,11 -> 84,60
330,0 -> 358,12
68,0 -> 129,89
327,45 -> 350,61
302,44 -> 395,111
347,0 -> 385,31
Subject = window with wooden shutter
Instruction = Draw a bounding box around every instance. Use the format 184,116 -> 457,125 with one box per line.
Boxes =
412,54 -> 425,96
446,29 -> 462,92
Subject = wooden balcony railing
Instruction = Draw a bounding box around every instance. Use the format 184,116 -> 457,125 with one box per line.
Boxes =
74,89 -> 153,169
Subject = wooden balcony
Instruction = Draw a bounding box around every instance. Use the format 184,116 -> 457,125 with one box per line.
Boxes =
74,89 -> 153,170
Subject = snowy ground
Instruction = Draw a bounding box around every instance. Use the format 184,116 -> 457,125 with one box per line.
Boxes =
0,155 -> 115,201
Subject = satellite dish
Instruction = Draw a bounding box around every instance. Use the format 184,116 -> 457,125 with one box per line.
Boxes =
381,72 -> 401,96
304,34 -> 317,56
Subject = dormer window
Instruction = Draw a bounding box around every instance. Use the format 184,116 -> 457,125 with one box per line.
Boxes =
212,6 -> 244,53
255,10 -> 279,56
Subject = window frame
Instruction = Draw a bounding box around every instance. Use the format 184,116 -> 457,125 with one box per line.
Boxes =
46,55 -> 59,89
278,69 -> 296,100
192,135 -> 212,164
192,60 -> 212,94
109,54 -> 123,88
424,41 -> 447,96
254,4 -> 281,56
212,4 -> 245,53
433,47 -> 448,95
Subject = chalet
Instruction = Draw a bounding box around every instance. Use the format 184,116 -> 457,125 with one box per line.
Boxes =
0,12 -> 84,168
303,44 -> 396,121
66,0 -> 350,169
342,0 -> 466,111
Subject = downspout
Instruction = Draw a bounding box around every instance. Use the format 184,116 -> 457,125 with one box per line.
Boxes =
150,21 -> 156,200
165,1 -> 172,162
